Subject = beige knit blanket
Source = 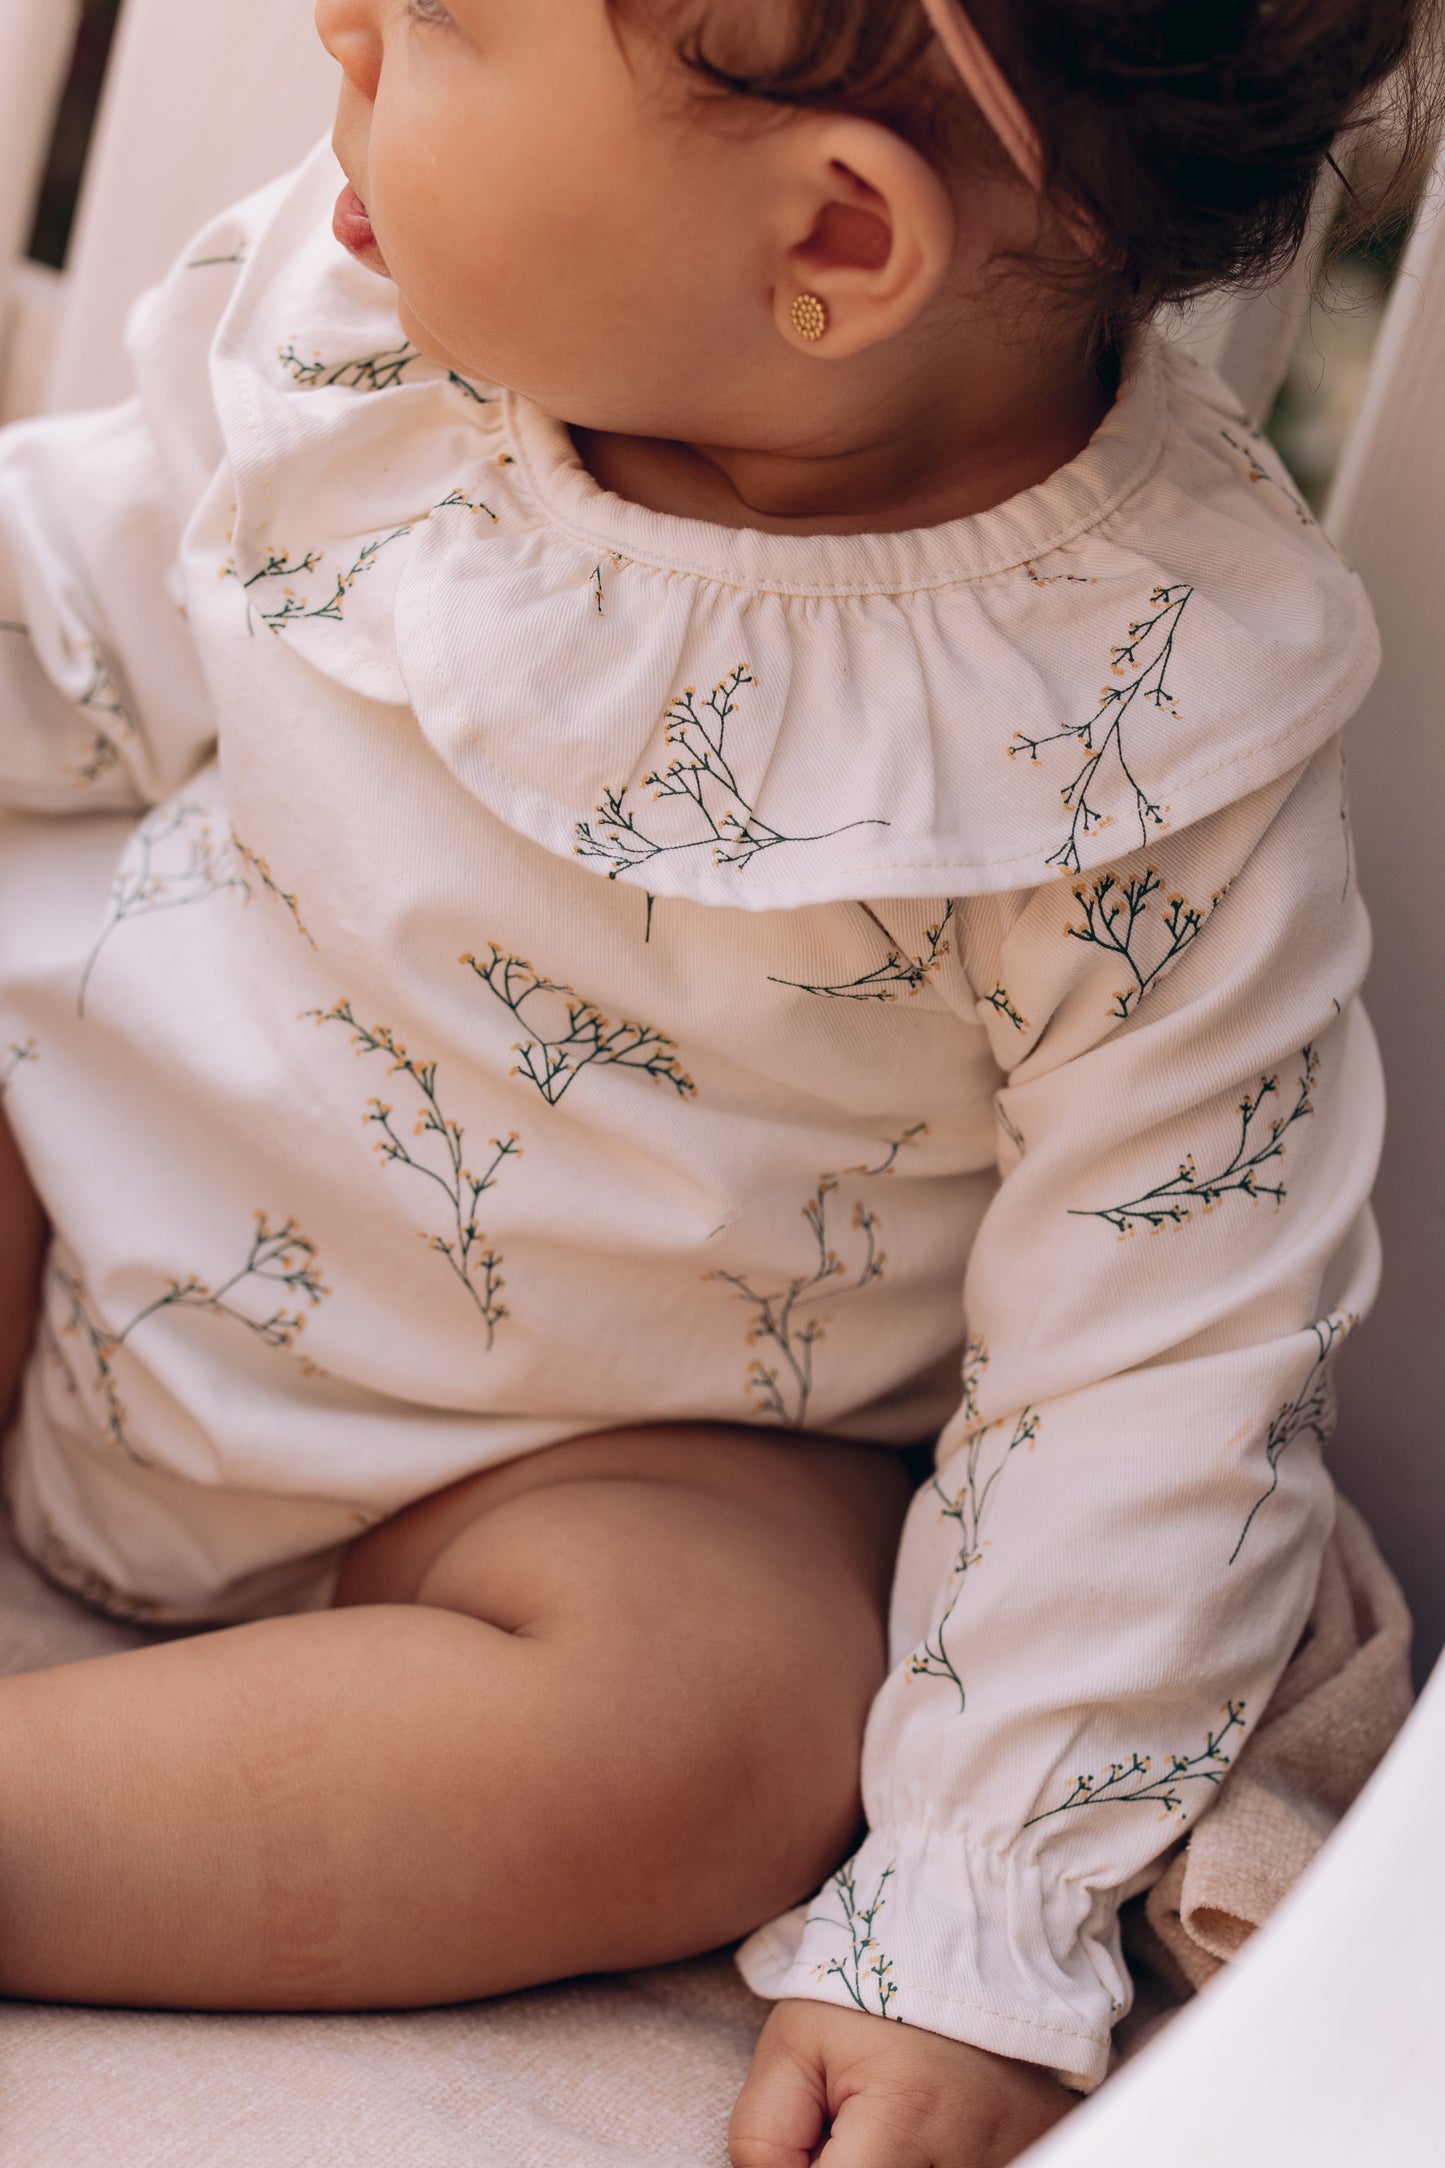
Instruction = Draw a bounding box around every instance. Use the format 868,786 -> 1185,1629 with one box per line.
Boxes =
1114,1493 -> 1414,2059
0,1493 -> 1412,2167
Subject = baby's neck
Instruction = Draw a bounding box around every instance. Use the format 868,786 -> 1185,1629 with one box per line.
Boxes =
574,344 -> 1118,538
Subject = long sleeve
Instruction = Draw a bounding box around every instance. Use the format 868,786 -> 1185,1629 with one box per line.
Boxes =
0,185 -> 276,814
738,736 -> 1383,2088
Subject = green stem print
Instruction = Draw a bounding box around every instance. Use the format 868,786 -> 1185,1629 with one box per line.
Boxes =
959,1332 -> 989,1425
237,530 -> 412,634
908,1393 -> 1042,1712
1025,559 -> 1096,589
590,553 -> 629,616
1072,1046 -> 1319,1238
3,619 -> 124,786
79,801 -> 250,1017
708,1126 -> 926,1429
1230,1312 -> 1356,1565
461,948 -> 697,1107
575,664 -> 888,880
770,903 -> 956,1003
188,245 -> 246,269
279,339 -> 488,404
1220,428 -> 1314,527
1023,1702 -> 1248,1828
73,640 -> 132,786
31,1514 -> 164,1624
434,488 -> 499,523
230,830 -> 316,948
994,1098 -> 1026,1158
1068,869 -> 1228,1021
857,1124 -> 929,1180
984,984 -> 1029,1033
1,1040 -> 36,1099
307,1003 -> 521,1348
1010,585 -> 1194,875
228,488 -> 496,635
807,1859 -> 901,2021
47,1215 -> 328,1466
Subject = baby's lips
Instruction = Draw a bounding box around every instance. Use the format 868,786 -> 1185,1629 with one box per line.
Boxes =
333,184 -> 390,277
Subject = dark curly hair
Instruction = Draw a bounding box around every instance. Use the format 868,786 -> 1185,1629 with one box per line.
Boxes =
613,0 -> 1442,338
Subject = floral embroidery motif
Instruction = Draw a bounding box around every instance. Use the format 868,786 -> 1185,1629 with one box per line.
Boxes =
434,488 -> 499,522
1073,1047 -> 1319,1238
808,1859 -> 901,2020
307,1003 -> 521,1348
994,1098 -> 1026,1158
1011,585 -> 1194,874
959,1332 -> 988,1424
31,1515 -> 165,1625
279,339 -> 488,404
72,639 -> 133,786
230,830 -> 316,947
45,1216 -> 328,1466
227,492 -> 494,635
984,983 -> 1029,1033
1068,868 -> 1228,1021
770,903 -> 955,1003
709,1126 -> 926,1428
1338,743 -> 1354,904
1230,1312 -> 1356,1564
1,1040 -> 36,1098
908,1347 -> 1041,1712
230,530 -> 412,635
462,948 -> 696,1107
79,801 -> 250,1017
1023,1702 -> 1248,1827
1024,559 -> 1096,589
1220,427 -> 1315,527
590,553 -> 629,616
575,664 -> 889,880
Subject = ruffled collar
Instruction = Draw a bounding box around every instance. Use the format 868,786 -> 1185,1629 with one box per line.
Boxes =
196,144 -> 1380,912
503,345 -> 1168,600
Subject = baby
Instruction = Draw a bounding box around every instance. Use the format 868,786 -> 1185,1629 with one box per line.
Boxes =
0,1 -> 1434,2161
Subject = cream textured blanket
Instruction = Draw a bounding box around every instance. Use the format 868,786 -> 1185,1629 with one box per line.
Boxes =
0,1495 -> 1411,2167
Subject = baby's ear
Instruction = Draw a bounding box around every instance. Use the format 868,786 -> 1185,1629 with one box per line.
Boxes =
770,113 -> 957,360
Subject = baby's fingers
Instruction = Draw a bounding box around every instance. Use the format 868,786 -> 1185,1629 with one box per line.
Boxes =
729,2015 -> 829,2168
814,2090 -> 937,2168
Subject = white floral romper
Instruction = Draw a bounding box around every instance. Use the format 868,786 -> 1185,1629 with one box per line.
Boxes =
0,145 -> 1385,2086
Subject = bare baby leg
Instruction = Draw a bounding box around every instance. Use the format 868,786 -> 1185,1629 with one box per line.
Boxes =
0,1421 -> 913,2010
0,1103 -> 45,1436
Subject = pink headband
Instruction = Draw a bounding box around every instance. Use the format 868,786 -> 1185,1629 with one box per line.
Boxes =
918,0 -> 1046,193
920,0 -> 1103,254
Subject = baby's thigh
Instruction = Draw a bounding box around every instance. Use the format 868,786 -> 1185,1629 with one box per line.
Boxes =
0,1103 -> 46,1432
337,1426 -> 916,1944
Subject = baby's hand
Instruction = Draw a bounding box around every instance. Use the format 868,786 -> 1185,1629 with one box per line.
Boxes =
730,1998 -> 1075,2168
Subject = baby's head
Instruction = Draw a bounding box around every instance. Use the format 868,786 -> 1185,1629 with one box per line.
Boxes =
317,1 -> 1436,456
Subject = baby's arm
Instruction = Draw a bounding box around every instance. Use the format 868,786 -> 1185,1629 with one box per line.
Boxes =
0,194 -> 265,815
736,736 -> 1376,2149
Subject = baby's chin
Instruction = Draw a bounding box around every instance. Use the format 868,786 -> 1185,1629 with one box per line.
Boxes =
396,302 -> 484,382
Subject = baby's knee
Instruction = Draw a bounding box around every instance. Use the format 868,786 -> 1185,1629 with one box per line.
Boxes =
547,1660 -> 867,1959
371,1460 -> 893,1950
542,1564 -> 879,1942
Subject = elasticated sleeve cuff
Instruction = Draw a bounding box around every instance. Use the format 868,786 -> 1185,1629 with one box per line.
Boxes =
737,1827 -> 1124,2092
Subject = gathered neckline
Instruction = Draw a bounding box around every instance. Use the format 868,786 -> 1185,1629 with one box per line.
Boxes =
501,335 -> 1171,601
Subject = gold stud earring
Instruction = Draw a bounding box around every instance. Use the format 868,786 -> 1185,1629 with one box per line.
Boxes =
790,293 -> 829,343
